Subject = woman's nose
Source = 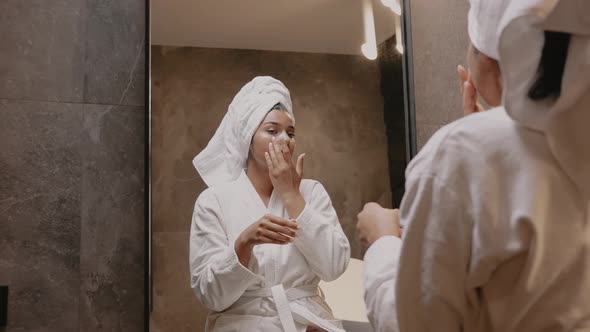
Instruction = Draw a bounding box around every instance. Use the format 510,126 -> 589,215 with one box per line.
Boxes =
277,131 -> 289,142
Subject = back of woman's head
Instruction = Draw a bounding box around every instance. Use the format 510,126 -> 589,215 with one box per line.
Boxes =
528,31 -> 571,101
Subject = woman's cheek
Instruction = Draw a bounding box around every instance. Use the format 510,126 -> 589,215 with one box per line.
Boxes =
254,134 -> 270,155
260,133 -> 271,147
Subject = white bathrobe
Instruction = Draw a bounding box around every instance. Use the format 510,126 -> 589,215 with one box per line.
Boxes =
190,170 -> 351,332
363,107 -> 590,331
364,0 -> 590,330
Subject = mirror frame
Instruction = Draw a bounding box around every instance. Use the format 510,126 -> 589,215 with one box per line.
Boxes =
145,0 -> 152,317
144,0 -> 417,317
400,0 -> 418,160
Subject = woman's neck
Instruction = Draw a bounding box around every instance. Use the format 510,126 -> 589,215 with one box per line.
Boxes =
246,160 -> 273,199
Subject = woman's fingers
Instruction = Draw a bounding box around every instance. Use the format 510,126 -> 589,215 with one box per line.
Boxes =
466,80 -> 486,113
260,228 -> 292,243
458,64 -> 487,115
264,151 -> 274,171
283,140 -> 301,178
457,65 -> 468,94
252,215 -> 299,246
280,140 -> 292,162
296,153 -> 305,178
268,142 -> 279,168
265,214 -> 300,230
306,327 -> 325,332
264,220 -> 297,238
271,137 -> 287,167
463,81 -> 478,115
257,234 -> 289,245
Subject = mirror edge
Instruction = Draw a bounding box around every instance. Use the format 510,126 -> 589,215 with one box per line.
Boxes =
400,0 -> 418,161
146,0 -> 153,320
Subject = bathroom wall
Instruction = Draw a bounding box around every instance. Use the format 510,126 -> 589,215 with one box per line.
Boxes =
410,0 -> 471,150
150,44 -> 405,331
0,1 -> 146,330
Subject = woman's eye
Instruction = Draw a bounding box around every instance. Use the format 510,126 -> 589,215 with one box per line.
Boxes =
267,130 -> 276,135
288,133 -> 295,138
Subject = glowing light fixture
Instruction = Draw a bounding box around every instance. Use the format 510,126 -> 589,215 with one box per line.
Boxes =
361,43 -> 378,60
381,0 -> 401,15
362,0 -> 378,60
394,15 -> 403,54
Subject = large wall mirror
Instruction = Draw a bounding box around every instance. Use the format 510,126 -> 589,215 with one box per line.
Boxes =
148,0 -> 416,330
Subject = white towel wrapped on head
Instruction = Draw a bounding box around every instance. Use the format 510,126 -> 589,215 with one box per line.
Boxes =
193,76 -> 294,188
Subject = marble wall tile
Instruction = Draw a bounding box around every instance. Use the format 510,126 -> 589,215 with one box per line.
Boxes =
79,104 -> 145,331
410,0 -> 470,127
2,0 -> 147,330
0,0 -> 86,102
0,99 -> 83,331
84,0 -> 145,106
150,232 -> 209,332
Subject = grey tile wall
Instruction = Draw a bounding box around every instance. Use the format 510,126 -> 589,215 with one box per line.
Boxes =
410,0 -> 470,150
0,0 -> 146,331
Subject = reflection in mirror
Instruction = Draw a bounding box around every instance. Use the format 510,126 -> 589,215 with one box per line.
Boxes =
150,0 -> 409,331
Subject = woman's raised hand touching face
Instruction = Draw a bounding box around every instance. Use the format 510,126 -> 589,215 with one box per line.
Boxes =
265,135 -> 305,202
458,65 -> 486,116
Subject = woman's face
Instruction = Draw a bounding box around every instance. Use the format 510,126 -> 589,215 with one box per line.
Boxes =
249,110 -> 296,169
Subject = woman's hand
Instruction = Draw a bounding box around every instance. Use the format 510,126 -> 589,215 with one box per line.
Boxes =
356,203 -> 401,254
235,214 -> 299,266
306,327 -> 326,332
458,65 -> 486,115
265,136 -> 305,202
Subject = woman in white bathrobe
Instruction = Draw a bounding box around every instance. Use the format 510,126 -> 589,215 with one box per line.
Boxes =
190,76 -> 351,332
357,0 -> 590,331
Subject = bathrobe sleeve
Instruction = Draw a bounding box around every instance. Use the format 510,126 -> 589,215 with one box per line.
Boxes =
189,188 -> 263,312
396,172 -> 472,332
292,181 -> 351,282
362,172 -> 471,332
363,236 -> 402,332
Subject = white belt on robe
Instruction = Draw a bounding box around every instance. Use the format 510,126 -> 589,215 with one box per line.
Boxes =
242,284 -> 345,332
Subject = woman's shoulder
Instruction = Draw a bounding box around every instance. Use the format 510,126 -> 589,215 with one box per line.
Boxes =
300,178 -> 318,192
406,107 -> 551,187
299,178 -> 330,197
409,108 -> 519,173
194,187 -> 218,209
194,181 -> 236,207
